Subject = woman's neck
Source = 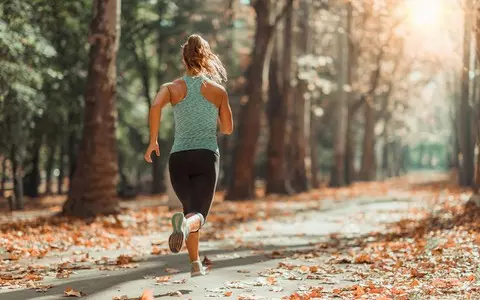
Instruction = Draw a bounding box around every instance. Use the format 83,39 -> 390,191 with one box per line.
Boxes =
185,69 -> 202,77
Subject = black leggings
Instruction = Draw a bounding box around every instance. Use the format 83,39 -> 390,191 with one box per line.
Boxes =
168,149 -> 219,220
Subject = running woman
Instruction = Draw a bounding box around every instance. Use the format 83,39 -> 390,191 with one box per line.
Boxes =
144,34 -> 233,277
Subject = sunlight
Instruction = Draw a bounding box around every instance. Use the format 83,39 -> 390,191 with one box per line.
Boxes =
408,0 -> 442,28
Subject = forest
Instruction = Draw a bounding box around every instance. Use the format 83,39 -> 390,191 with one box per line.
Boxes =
1,0 -> 480,299
2,0 -> 476,215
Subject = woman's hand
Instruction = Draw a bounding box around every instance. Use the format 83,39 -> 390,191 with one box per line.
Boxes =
144,142 -> 160,163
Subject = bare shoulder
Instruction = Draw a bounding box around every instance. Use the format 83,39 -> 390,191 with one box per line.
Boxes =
203,79 -> 227,97
164,78 -> 185,91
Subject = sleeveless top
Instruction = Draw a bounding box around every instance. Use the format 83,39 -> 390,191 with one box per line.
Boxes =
170,75 -> 219,154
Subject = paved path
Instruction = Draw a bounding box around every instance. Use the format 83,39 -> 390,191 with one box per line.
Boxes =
0,190 -> 430,300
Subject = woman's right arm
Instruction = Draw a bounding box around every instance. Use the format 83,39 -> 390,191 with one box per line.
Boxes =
218,90 -> 233,135
144,84 -> 171,163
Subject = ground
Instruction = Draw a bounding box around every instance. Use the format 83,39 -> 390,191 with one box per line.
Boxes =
0,172 -> 479,299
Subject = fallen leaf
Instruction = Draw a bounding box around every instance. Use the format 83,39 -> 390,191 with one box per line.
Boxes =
64,287 -> 85,297
267,276 -> 277,285
140,289 -> 154,300
270,286 -> 284,292
203,256 -> 213,266
155,276 -> 171,283
112,296 -> 128,300
172,279 -> 187,284
35,285 -> 53,292
165,267 -> 180,274
410,279 -> 420,287
116,255 -> 134,265
299,265 -> 310,273
353,285 -> 365,297
25,274 -> 43,281
151,246 -> 167,255
57,271 -> 71,279
224,291 -> 233,297
354,253 -> 373,264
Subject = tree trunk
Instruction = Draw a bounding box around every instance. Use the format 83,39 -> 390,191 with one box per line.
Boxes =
68,122 -> 78,181
459,0 -> 474,186
45,142 -> 55,195
310,109 -> 320,188
218,0 -> 237,189
226,0 -> 291,200
291,80 -> 309,192
63,0 -> 121,217
359,101 -> 376,181
329,2 -> 351,187
381,119 -> 389,179
58,142 -> 65,194
266,3 -> 295,195
291,0 -> 310,192
266,34 -> 291,195
11,143 -> 24,210
0,157 -> 7,198
344,116 -> 355,184
23,137 -> 42,198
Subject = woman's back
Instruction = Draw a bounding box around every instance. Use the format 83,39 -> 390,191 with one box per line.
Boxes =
169,75 -> 223,154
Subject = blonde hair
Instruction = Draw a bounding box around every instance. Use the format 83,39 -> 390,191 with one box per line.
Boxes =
182,34 -> 227,83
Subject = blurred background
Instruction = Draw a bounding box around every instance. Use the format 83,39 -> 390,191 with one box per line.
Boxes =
0,0 -> 477,212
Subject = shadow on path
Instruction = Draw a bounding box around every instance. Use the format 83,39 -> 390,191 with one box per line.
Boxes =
0,242 -> 318,300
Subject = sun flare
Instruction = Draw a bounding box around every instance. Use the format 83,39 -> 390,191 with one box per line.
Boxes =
408,0 -> 442,28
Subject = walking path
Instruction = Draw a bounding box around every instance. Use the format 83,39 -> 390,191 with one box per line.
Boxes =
0,173 -> 478,299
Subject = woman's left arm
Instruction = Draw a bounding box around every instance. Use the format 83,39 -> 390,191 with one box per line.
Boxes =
144,84 -> 171,163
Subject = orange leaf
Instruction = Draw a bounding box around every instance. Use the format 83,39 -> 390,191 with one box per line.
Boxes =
353,286 -> 365,297
155,276 -> 171,283
140,289 -> 154,300
466,274 -> 476,282
25,274 -> 43,281
224,291 -> 233,297
151,246 -> 166,255
410,279 -> 420,287
299,265 -> 310,273
267,276 -> 277,285
355,253 -> 373,264
116,255 -> 133,265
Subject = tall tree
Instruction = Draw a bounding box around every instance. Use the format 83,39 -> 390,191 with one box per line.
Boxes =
63,0 -> 121,217
291,0 -> 311,192
266,1 -> 295,195
0,158 -> 6,197
469,3 -> 480,208
330,2 -> 351,187
459,0 -> 474,187
226,0 -> 294,200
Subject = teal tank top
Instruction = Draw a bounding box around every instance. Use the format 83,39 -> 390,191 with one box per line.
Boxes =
170,75 -> 219,154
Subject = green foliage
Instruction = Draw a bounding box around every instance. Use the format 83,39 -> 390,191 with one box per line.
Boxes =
0,1 -> 57,152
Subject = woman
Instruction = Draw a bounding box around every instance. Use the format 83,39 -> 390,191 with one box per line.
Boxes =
144,34 -> 233,277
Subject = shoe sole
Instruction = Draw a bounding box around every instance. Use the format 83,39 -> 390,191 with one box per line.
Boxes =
191,271 -> 206,277
169,212 -> 185,253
